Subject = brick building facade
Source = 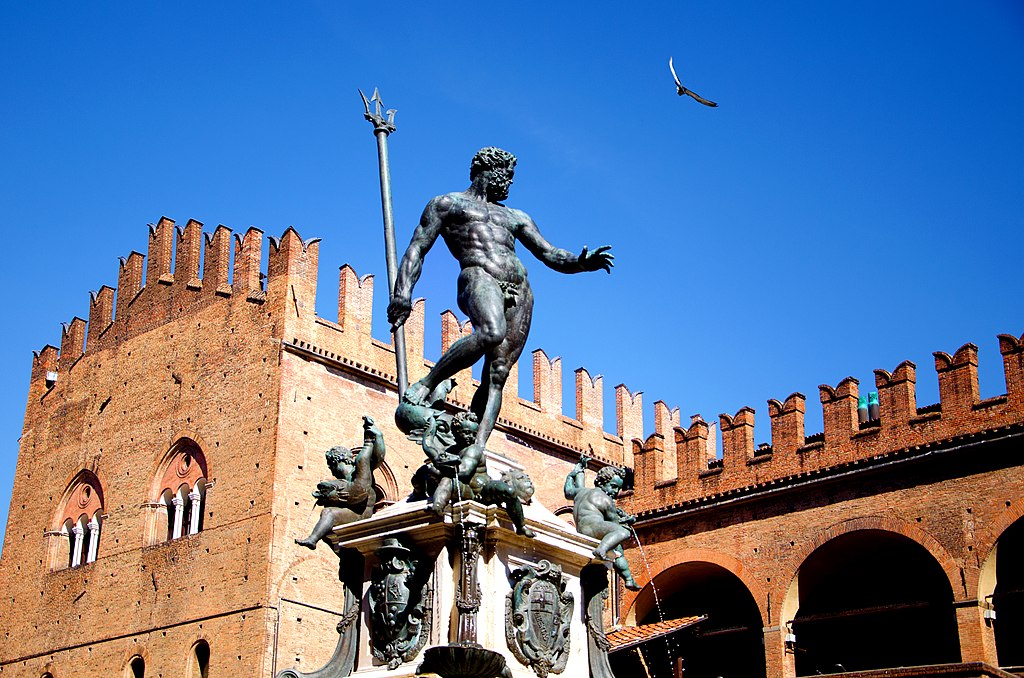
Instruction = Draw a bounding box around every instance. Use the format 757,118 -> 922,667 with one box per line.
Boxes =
617,339 -> 1024,677
0,219 -> 634,677
0,217 -> 1021,677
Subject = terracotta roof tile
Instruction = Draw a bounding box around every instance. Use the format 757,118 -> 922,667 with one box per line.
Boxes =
606,616 -> 704,653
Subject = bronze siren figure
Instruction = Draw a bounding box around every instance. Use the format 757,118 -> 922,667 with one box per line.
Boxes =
387,147 -> 614,457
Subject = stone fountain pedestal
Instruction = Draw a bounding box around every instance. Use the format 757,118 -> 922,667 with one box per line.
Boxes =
330,497 -> 606,678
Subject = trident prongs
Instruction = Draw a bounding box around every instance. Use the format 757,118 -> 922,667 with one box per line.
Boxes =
359,87 -> 397,135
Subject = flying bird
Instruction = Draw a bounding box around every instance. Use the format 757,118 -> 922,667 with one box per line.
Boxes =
669,56 -> 718,107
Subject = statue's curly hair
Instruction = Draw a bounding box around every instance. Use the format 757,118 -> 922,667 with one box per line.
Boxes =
470,147 -> 517,181
594,465 -> 627,488
450,411 -> 479,439
325,445 -> 353,466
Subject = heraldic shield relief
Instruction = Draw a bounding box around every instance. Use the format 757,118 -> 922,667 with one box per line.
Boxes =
368,537 -> 433,670
505,559 -> 574,677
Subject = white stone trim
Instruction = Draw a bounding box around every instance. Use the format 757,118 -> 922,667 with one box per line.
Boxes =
172,495 -> 185,539
71,523 -> 84,567
86,516 -> 100,563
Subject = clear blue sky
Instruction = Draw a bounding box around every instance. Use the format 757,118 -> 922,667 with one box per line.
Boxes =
2,2 -> 1022,550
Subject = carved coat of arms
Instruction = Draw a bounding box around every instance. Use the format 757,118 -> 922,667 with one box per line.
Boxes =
368,538 -> 432,669
505,560 -> 574,677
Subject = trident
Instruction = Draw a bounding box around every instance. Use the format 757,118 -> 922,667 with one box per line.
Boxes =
359,88 -> 408,397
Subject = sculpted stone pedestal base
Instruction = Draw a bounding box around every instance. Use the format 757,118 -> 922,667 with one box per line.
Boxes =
329,497 -> 606,678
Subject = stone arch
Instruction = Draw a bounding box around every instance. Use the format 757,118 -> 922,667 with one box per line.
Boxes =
121,645 -> 151,678
782,520 -> 961,675
973,500 -> 1024,614
51,469 -> 105,531
624,548 -> 767,678
978,509 -> 1024,668
976,497 -> 1024,574
373,460 -> 399,506
147,432 -> 210,499
144,434 -> 210,545
783,514 -> 962,606
185,637 -> 211,678
624,547 -> 767,626
47,469 -> 106,570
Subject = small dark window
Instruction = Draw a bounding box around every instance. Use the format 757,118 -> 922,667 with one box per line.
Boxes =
130,655 -> 145,678
190,640 -> 210,677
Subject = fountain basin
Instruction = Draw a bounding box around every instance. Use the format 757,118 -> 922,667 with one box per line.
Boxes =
416,644 -> 512,678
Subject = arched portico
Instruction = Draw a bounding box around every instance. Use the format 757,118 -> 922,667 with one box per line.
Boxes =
782,527 -> 960,676
625,552 -> 766,678
979,515 -> 1024,670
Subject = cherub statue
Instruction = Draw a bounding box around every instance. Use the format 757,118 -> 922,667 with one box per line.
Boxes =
411,410 -> 536,538
295,415 -> 386,550
564,454 -> 640,590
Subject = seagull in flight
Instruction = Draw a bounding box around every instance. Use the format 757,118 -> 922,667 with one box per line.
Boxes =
669,56 -> 718,107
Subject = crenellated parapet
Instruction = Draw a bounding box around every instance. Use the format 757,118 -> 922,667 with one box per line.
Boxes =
624,334 -> 1024,515
615,385 -> 642,467
29,218 -> 650,468
653,401 -> 681,481
29,218 -> 321,399
28,218 -> 1024,497
999,334 -> 1024,408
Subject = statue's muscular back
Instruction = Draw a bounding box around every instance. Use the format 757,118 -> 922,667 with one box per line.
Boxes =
432,192 -> 530,286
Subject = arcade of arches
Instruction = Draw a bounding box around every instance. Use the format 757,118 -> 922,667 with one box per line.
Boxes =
622,522 -> 1024,677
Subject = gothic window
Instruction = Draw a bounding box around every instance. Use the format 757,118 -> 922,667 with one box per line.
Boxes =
373,461 -> 399,511
47,471 -> 104,571
127,655 -> 145,678
147,440 -> 209,545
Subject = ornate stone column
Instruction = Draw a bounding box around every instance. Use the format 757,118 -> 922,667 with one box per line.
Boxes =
71,524 -> 84,567
188,489 -> 202,535
172,495 -> 184,539
86,517 -> 100,563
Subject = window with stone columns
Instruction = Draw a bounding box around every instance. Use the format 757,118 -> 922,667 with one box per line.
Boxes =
46,471 -> 105,571
145,439 -> 209,545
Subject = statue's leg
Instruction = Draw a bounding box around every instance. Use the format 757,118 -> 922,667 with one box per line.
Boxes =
504,497 -> 536,538
472,284 -> 534,448
408,269 -> 505,403
296,508 -> 341,549
594,524 -> 631,561
432,477 -> 454,517
613,554 -> 641,590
